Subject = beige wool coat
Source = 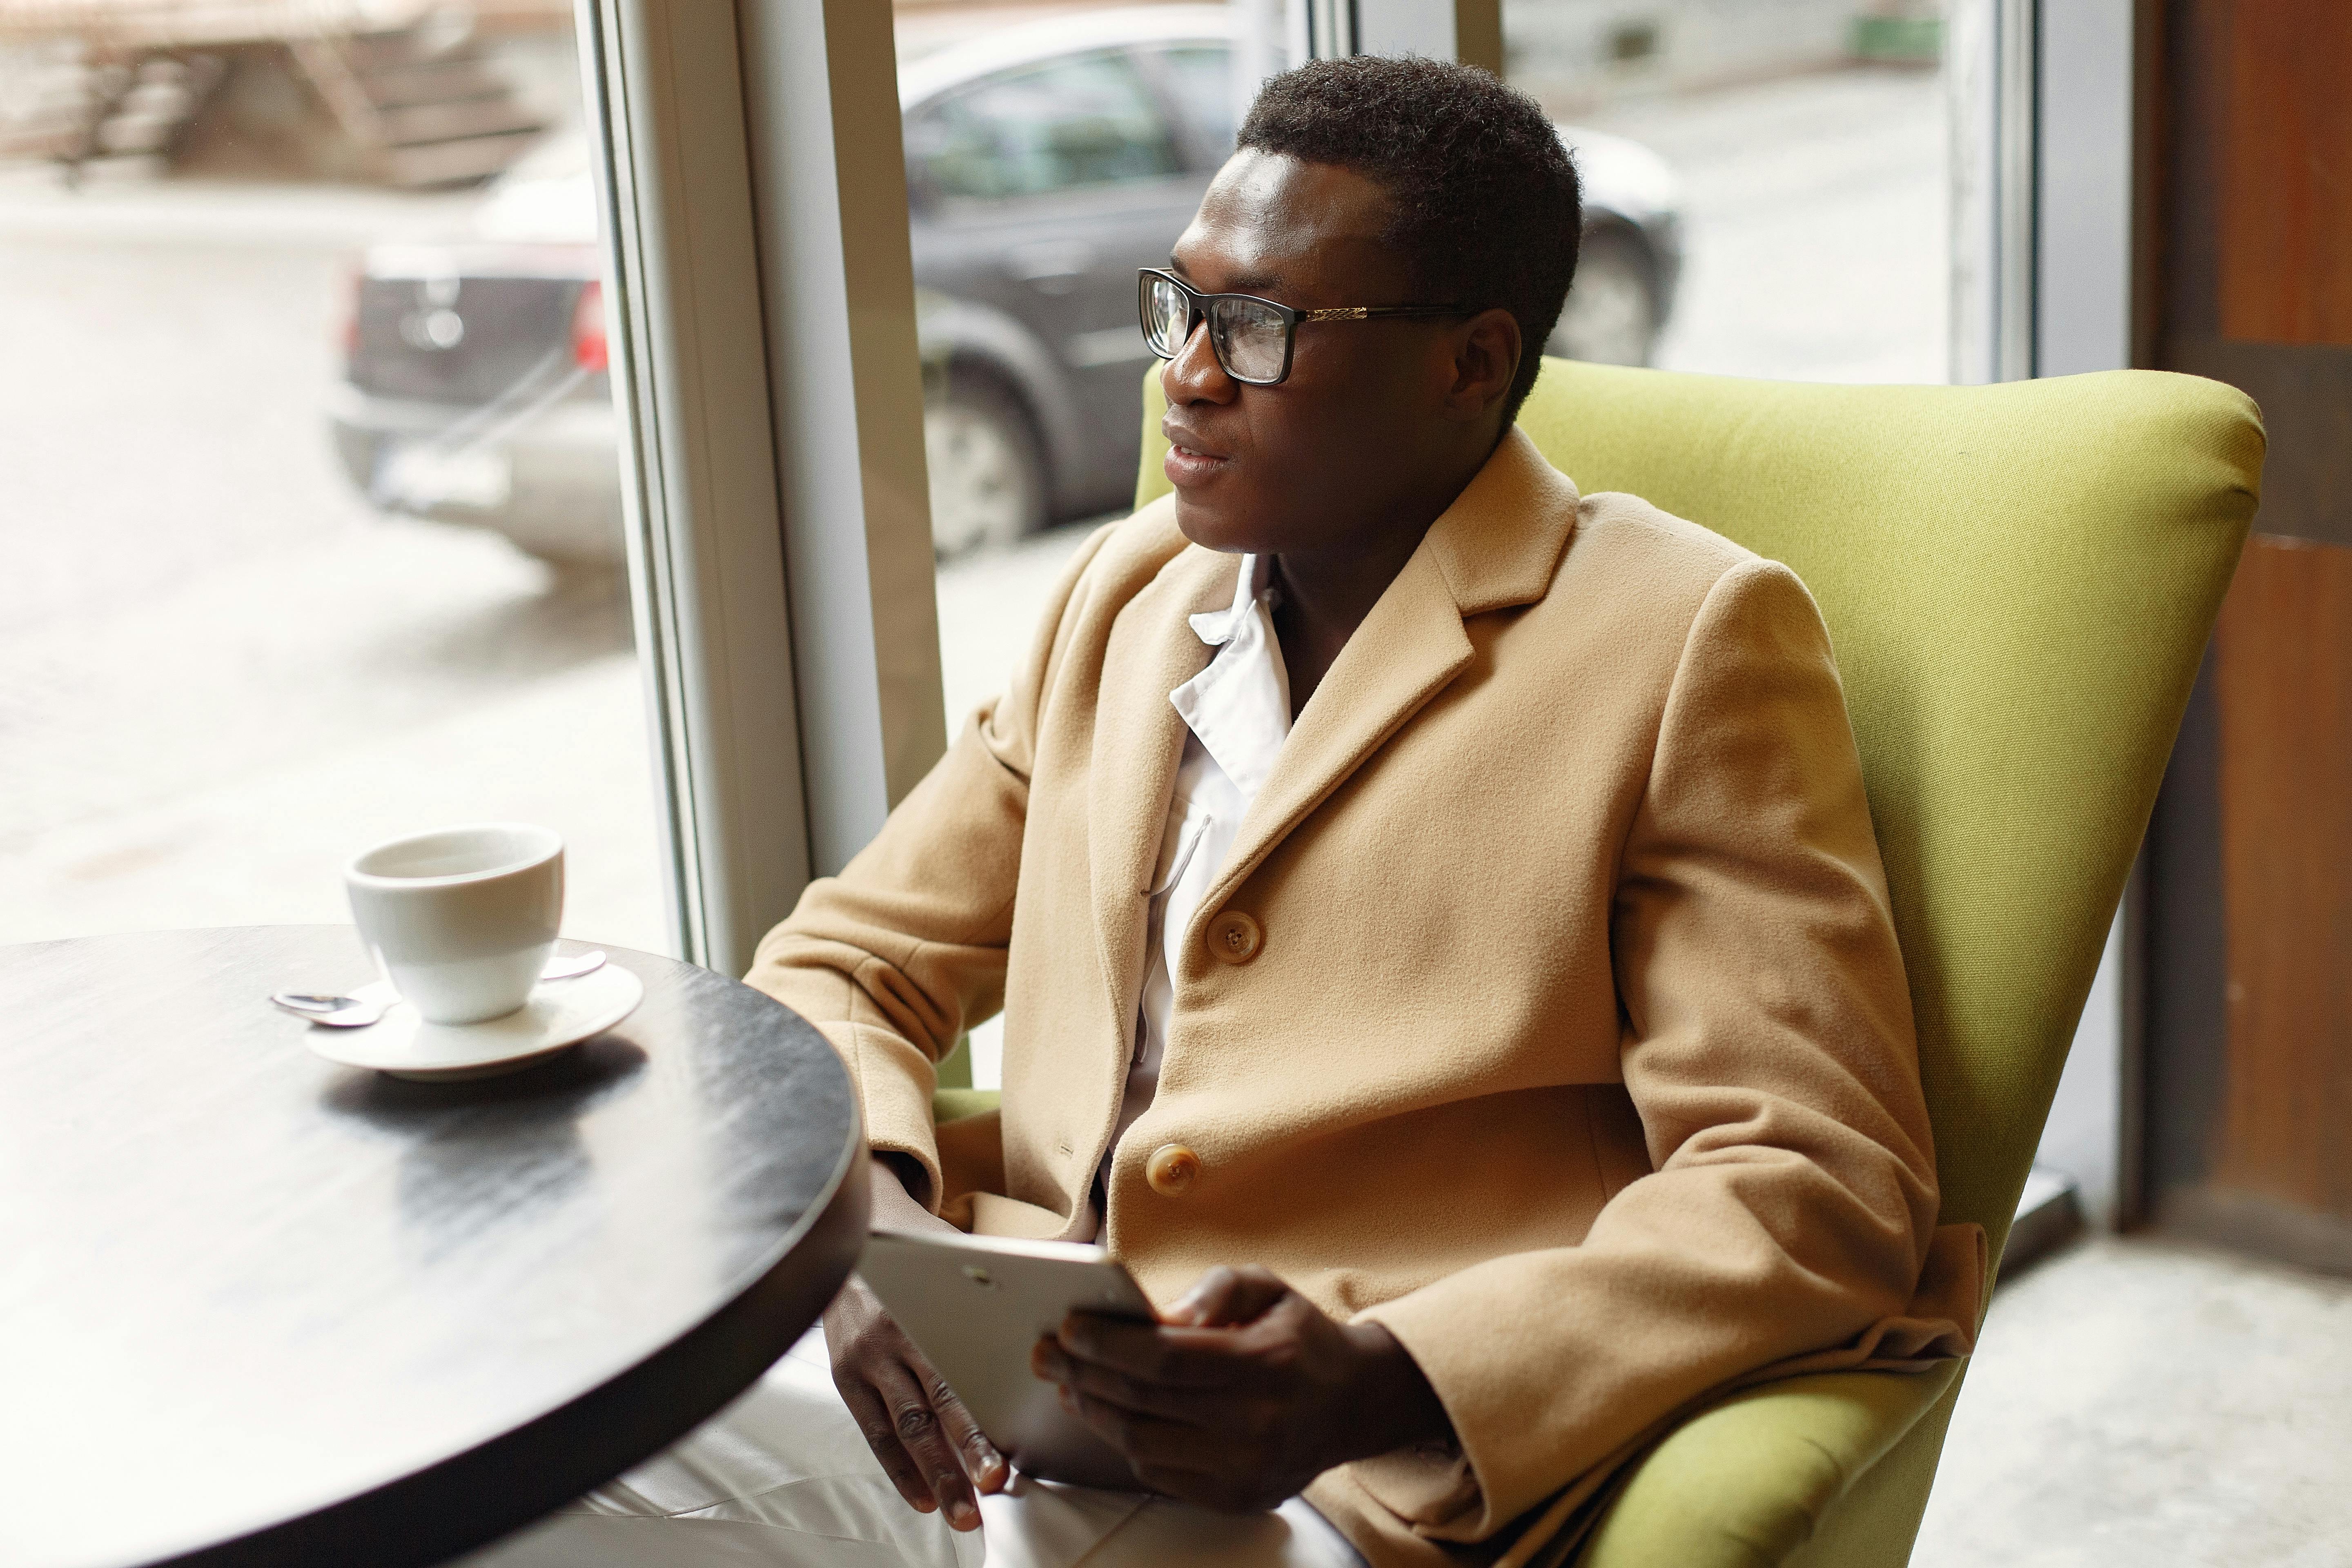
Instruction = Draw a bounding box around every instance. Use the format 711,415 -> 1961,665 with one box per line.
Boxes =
747,428 -> 1986,1568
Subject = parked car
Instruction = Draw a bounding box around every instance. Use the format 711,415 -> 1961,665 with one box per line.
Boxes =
328,6 -> 1682,564
326,131 -> 615,564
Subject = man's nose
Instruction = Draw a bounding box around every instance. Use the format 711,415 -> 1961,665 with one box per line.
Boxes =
1161,318 -> 1236,405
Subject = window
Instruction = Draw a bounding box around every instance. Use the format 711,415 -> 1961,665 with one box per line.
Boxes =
1504,0 -> 1950,383
1151,43 -> 1241,168
0,15 -> 668,956
906,50 -> 1181,202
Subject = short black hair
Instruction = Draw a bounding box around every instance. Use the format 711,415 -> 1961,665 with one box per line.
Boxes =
1238,56 -> 1581,425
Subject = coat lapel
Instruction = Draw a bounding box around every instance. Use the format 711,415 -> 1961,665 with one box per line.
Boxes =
1088,533 -> 1234,1038
1192,546 -> 1472,922
1193,429 -> 1583,921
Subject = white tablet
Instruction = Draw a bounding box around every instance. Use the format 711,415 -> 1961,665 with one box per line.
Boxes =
857,1229 -> 1158,1491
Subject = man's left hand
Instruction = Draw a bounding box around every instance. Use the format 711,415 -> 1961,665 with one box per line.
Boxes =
1029,1265 -> 1449,1510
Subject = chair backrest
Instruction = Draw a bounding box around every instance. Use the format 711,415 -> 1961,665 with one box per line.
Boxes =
1136,359 -> 2261,1256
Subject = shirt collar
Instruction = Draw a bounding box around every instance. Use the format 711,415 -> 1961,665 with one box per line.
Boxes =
1170,552 -> 1291,799
1187,553 -> 1278,647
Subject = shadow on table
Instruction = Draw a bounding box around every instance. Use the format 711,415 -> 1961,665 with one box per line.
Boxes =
323,1037 -> 649,1258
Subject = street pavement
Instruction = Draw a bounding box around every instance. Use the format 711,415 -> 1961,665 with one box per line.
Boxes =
0,168 -> 668,953
0,63 -> 1944,969
1590,65 -> 1948,384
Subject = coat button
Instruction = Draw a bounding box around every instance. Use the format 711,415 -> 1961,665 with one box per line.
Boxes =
1206,910 -> 1262,964
1146,1143 -> 1200,1196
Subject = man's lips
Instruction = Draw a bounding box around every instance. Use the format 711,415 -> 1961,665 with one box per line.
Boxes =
1161,422 -> 1232,485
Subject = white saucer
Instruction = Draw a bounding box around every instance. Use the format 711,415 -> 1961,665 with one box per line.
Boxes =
301,964 -> 645,1082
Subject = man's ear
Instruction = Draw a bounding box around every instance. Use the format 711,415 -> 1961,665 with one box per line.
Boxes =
1446,307 -> 1522,421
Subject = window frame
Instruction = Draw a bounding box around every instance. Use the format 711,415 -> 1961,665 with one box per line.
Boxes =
577,0 -> 944,976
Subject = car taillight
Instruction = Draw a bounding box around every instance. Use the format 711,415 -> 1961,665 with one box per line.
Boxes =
572,279 -> 608,374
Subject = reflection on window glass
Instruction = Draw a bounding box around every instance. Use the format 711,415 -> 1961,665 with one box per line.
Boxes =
1152,44 -> 1238,168
908,50 -> 1180,201
0,13 -> 666,955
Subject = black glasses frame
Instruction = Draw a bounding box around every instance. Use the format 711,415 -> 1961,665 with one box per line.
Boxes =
1137,268 -> 1467,386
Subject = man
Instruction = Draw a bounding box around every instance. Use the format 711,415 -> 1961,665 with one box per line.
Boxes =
472,55 -> 1980,1568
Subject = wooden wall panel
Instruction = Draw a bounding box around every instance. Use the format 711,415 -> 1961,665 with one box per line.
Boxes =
2145,0 -> 2352,1271
2159,0 -> 2352,547
2218,0 -> 2352,347
2211,535 -> 2352,1220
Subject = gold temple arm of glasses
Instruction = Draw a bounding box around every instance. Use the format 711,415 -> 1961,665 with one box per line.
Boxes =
1298,305 -> 1463,322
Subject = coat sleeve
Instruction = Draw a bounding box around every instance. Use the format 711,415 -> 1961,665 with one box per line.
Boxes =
742,523 -> 1117,1210
1351,557 -> 1980,1545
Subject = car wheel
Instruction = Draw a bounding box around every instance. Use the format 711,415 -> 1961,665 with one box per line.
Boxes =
925,372 -> 1045,557
1548,229 -> 1659,367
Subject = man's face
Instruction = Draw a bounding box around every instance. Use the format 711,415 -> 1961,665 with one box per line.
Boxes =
1159,150 -> 1500,557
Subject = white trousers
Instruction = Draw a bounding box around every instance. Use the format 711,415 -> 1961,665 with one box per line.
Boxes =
460,1327 -> 1368,1568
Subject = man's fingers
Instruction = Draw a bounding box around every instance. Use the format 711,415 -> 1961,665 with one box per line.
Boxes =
1053,1381 -> 1289,1512
1056,1316 -> 1229,1385
1062,1386 -> 1231,1470
922,1365 -> 1011,1494
1166,1265 -> 1291,1328
1056,1314 -> 1276,1388
827,1285 -> 995,1523
1039,1339 -> 1253,1426
874,1360 -> 983,1530
837,1375 -> 934,1514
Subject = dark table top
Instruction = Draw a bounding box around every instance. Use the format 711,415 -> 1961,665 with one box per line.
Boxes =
0,925 -> 867,1568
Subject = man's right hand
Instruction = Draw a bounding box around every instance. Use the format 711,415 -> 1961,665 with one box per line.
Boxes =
824,1155 -> 1009,1531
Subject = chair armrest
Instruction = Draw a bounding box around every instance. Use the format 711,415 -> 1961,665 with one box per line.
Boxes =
1578,1363 -> 1962,1568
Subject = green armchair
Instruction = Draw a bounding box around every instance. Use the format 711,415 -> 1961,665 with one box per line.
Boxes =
951,357 -> 2261,1564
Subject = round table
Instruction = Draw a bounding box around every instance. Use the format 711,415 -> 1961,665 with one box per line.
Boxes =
0,926 -> 869,1568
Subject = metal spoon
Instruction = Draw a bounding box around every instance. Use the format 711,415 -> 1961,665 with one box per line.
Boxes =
272,950 -> 607,1029
270,985 -> 394,1027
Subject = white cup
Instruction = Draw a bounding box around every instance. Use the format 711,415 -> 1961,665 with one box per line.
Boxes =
344,823 -> 565,1025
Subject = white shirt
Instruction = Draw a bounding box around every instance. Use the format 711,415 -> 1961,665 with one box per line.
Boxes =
1076,553 -> 1292,1239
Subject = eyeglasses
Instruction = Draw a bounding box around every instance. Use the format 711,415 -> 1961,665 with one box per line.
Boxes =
1137,268 -> 1467,387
